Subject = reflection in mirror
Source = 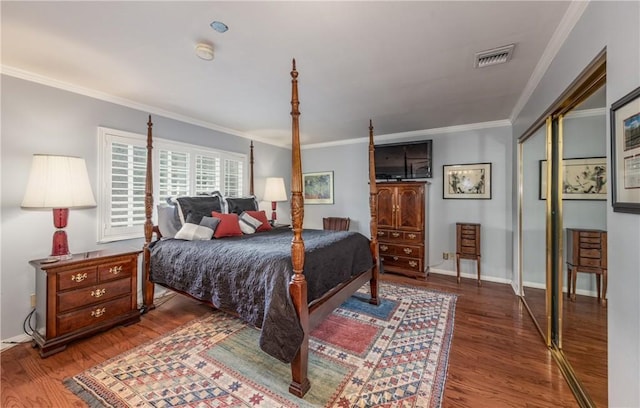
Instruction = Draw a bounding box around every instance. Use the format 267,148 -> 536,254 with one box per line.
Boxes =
560,85 -> 607,406
521,124 -> 548,341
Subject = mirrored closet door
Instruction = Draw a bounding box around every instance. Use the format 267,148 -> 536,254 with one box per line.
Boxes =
518,51 -> 606,407
559,84 -> 607,407
520,123 -> 550,343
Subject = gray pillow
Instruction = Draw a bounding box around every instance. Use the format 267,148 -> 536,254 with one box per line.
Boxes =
195,215 -> 220,232
157,204 -> 182,238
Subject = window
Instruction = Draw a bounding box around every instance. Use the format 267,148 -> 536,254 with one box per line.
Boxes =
97,127 -> 248,242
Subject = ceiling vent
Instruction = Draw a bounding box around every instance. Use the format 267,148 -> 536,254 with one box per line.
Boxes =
474,44 -> 515,68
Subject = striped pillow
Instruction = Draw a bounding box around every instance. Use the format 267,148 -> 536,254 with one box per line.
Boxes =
239,212 -> 263,234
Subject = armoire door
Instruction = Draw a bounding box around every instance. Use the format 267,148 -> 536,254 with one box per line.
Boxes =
376,185 -> 395,229
396,185 -> 424,231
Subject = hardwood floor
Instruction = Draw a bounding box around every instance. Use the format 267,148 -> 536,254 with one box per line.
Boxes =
0,273 -> 584,407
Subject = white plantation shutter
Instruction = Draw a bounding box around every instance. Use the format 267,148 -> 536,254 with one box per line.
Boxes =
224,158 -> 243,198
195,154 -> 221,194
98,127 -> 248,242
110,143 -> 147,228
159,150 -> 189,202
98,127 -> 149,242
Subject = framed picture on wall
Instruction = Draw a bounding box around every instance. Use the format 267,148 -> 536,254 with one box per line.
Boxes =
443,163 -> 491,199
303,171 -> 334,204
539,157 -> 607,200
610,86 -> 640,214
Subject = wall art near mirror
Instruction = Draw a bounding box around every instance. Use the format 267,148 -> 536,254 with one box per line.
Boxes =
610,86 -> 640,213
539,157 -> 607,200
443,162 -> 491,199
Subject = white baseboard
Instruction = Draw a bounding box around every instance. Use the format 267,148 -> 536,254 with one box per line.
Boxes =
428,267 -> 512,285
0,333 -> 32,353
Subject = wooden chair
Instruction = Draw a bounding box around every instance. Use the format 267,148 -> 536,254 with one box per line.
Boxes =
323,217 -> 350,231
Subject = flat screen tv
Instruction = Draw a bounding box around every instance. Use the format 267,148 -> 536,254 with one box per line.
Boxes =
374,140 -> 432,180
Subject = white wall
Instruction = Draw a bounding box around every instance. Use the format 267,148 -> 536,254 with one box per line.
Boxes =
0,75 -> 291,342
303,124 -> 513,284
512,2 -> 640,405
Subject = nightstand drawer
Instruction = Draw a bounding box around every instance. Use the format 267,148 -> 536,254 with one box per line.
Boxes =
57,296 -> 133,336
58,267 -> 98,291
57,278 -> 132,313
98,259 -> 134,282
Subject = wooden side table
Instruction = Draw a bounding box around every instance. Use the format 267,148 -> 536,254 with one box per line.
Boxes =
30,249 -> 141,357
456,223 -> 481,286
566,228 -> 607,306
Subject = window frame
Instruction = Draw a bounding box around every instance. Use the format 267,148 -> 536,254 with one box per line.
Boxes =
97,127 -> 248,243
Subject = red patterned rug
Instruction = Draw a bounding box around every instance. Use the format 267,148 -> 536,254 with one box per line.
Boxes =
65,282 -> 456,407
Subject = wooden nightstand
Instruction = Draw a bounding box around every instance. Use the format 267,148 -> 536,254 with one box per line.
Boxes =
456,223 -> 481,286
30,249 -> 141,357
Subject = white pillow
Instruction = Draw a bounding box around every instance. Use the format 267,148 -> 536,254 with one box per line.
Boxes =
174,223 -> 214,241
239,212 -> 263,234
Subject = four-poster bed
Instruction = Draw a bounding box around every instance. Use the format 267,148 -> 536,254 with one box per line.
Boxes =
141,60 -> 380,397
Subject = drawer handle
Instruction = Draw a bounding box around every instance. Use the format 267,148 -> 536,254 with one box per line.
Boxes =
91,307 -> 106,318
409,261 -> 418,268
91,288 -> 106,298
403,248 -> 413,254
408,233 -> 416,239
393,256 -> 399,261
380,245 -> 389,251
71,273 -> 88,283
392,232 -> 400,238
377,231 -> 385,236
109,265 -> 123,275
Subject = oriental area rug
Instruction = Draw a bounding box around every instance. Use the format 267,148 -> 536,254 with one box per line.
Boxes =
64,282 -> 456,407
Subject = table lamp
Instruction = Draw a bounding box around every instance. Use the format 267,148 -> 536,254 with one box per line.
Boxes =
21,154 -> 97,260
263,177 -> 287,225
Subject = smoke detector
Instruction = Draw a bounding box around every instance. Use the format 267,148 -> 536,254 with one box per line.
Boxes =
195,43 -> 214,61
474,44 -> 515,68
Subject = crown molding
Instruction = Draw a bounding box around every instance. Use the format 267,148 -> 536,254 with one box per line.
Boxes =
302,119 -> 512,150
1,65 -> 290,148
509,1 -> 590,123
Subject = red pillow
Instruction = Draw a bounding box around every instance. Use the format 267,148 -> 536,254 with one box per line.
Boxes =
243,210 -> 273,232
211,211 -> 243,238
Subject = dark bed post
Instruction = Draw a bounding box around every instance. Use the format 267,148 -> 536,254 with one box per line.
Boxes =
368,120 -> 380,305
142,115 -> 156,312
288,59 -> 311,398
249,141 -> 254,195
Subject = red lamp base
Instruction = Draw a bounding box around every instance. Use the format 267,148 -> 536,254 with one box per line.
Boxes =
270,201 -> 277,225
51,209 -> 72,260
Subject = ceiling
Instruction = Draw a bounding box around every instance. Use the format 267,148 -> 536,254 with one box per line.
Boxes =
1,1 -> 575,147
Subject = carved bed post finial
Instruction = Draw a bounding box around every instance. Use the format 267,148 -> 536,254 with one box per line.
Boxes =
288,58 -> 310,397
143,115 -> 155,312
368,119 -> 380,305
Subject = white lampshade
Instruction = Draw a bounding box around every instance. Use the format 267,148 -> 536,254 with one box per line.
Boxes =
263,177 -> 288,202
21,155 -> 97,209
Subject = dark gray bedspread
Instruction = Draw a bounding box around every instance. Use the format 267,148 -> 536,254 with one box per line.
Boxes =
149,228 -> 373,363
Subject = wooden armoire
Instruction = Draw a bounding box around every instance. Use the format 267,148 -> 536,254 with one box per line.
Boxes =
376,181 -> 428,279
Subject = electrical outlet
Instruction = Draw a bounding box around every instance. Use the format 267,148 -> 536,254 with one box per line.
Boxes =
30,293 -> 36,308
449,252 -> 456,260
442,252 -> 449,260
